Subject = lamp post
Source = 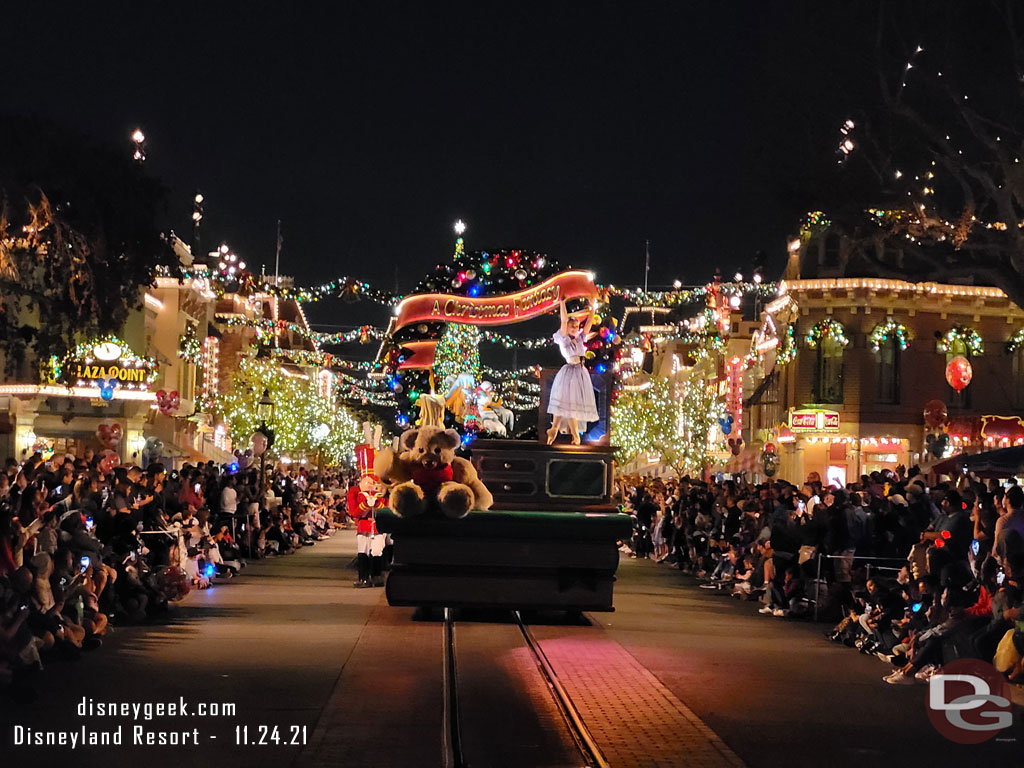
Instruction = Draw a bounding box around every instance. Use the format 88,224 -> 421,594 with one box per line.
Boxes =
249,389 -> 275,557
255,388 -> 276,491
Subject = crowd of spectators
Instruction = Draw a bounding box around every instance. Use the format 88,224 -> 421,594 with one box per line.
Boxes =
618,466 -> 1024,689
1,450 -> 350,701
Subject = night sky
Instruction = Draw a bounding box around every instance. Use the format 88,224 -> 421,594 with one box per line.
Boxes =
3,2 -> 1004,330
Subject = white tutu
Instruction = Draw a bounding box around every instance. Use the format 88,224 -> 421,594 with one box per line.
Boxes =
548,362 -> 598,422
547,329 -> 598,424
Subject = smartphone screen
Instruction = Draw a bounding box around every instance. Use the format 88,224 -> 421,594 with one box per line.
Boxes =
80,556 -> 90,573
997,571 -> 1006,585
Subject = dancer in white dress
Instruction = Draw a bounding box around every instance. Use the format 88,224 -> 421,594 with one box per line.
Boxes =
546,298 -> 599,444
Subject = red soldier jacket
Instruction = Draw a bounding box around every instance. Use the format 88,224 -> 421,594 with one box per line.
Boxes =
347,485 -> 381,535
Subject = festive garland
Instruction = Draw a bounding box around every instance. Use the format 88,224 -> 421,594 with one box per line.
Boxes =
869,320 -> 911,353
776,326 -> 798,365
178,325 -> 203,364
480,330 -> 549,349
937,325 -> 984,356
1006,328 -> 1024,353
317,326 -> 387,346
155,265 -> 399,306
601,281 -> 778,309
805,318 -> 850,349
799,211 -> 831,241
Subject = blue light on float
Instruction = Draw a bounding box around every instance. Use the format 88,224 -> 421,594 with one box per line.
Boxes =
595,363 -> 607,373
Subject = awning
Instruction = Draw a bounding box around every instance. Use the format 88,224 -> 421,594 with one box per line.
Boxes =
932,445 -> 1024,478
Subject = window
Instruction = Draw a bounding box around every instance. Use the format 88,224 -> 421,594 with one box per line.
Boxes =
1014,345 -> 1024,408
807,319 -> 848,404
813,337 -> 844,403
877,337 -> 901,404
824,233 -> 841,267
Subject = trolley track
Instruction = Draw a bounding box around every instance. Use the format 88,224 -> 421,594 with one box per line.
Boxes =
442,608 -> 609,768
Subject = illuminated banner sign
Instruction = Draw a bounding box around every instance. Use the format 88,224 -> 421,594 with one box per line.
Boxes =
397,341 -> 440,371
68,362 -> 150,384
48,337 -> 159,393
393,270 -> 597,331
789,409 -> 840,433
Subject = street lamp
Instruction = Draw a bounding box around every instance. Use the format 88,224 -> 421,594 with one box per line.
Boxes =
254,390 -> 276,492
131,128 -> 146,162
250,389 -> 275,557
257,389 -> 276,429
192,191 -> 204,260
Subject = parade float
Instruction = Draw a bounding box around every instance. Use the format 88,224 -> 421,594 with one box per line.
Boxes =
367,238 -> 632,612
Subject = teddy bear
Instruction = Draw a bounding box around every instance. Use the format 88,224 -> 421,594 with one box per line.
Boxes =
373,425 -> 493,518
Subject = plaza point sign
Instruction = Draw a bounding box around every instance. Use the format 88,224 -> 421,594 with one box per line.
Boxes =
49,336 -> 159,392
393,270 -> 597,330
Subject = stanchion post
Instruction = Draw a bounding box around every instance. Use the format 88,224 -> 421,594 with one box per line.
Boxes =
814,553 -> 822,622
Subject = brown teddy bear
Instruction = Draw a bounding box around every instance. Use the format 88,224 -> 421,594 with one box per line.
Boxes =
373,426 -> 493,518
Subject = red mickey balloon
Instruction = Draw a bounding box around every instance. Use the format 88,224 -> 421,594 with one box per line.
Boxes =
96,422 -> 122,448
99,449 -> 119,474
945,356 -> 973,393
922,399 -> 948,429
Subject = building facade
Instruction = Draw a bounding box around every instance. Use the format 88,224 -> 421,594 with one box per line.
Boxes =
744,239 -> 1024,485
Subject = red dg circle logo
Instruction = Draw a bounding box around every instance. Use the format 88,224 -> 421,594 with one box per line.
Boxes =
926,659 -> 1013,744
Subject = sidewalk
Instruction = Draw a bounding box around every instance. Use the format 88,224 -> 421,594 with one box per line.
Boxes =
2,530 -> 379,768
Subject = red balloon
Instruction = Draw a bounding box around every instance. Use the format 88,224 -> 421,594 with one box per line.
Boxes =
945,355 -> 973,393
98,449 -> 119,474
922,399 -> 948,429
96,422 -> 123,448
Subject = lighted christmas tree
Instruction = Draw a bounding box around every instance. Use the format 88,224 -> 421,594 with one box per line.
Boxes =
432,323 -> 481,384
217,355 -> 363,465
611,375 -> 723,476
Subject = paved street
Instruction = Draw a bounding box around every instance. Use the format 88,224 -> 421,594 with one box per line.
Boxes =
1,532 -> 378,768
3,532 -> 1022,768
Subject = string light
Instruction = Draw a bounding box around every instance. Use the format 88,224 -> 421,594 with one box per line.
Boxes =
805,318 -> 850,349
218,355 -> 362,465
937,325 -> 984,356
869,320 -> 911,353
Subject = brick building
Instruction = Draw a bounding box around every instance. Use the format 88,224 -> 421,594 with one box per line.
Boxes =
744,237 -> 1024,485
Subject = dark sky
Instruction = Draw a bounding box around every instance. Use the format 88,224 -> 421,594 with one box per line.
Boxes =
4,2 -> 969,319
